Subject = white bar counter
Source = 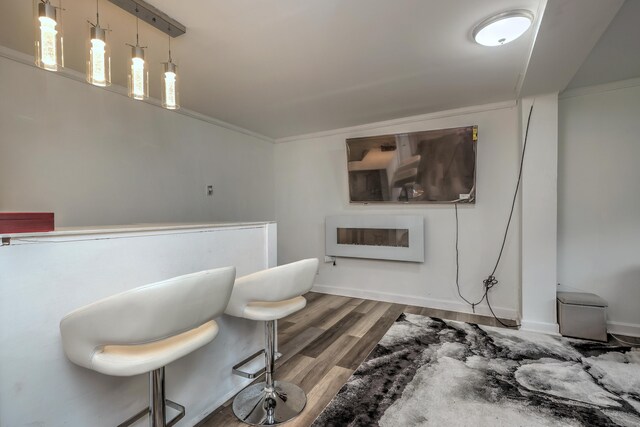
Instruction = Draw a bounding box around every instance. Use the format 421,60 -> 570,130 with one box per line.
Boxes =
0,222 -> 277,427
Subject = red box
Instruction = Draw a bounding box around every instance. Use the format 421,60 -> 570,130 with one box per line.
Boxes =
0,212 -> 55,233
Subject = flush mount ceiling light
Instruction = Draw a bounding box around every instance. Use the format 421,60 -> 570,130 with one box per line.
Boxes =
473,10 -> 534,47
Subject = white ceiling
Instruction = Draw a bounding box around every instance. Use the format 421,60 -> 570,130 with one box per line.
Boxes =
566,0 -> 640,90
0,0 -> 629,139
518,0 -> 624,97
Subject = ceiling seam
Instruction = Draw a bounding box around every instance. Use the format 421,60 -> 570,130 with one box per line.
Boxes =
515,0 -> 548,98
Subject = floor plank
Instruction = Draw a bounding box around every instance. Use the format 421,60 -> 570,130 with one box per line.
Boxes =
406,304 -> 517,329
297,334 -> 360,393
349,301 -> 392,338
277,353 -> 317,383
277,326 -> 325,367
353,299 -> 378,314
300,312 -> 364,358
403,305 -> 423,315
286,365 -> 353,427
337,303 -> 405,370
311,299 -> 361,330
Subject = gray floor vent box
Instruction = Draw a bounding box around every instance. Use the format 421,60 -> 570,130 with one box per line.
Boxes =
557,292 -> 608,342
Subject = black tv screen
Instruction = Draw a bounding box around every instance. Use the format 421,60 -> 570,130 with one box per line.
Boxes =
346,125 -> 477,204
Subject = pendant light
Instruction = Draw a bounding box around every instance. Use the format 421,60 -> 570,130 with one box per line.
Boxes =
161,33 -> 180,110
86,0 -> 111,87
127,10 -> 148,100
34,0 -> 64,71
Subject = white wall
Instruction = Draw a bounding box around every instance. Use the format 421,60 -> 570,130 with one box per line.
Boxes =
11,45 -> 638,336
520,93 -> 560,334
0,55 -> 275,226
558,79 -> 640,336
274,102 -> 522,319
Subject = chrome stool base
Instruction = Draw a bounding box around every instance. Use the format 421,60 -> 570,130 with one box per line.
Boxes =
117,400 -> 185,427
232,349 -> 282,379
232,381 -> 307,426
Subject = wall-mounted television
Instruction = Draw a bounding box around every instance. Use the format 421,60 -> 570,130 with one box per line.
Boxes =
346,125 -> 477,204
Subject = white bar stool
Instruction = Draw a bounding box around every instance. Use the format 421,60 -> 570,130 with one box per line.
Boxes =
59,266 -> 236,427
225,258 -> 319,425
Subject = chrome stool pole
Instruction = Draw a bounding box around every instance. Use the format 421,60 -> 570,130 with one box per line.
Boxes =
150,367 -> 167,427
232,320 -> 307,425
117,367 -> 185,427
264,320 -> 275,391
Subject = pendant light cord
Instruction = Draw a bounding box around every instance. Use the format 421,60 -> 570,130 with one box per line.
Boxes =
125,8 -> 146,50
96,0 -> 99,26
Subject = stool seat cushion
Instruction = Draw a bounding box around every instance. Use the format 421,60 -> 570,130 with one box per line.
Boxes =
60,267 -> 236,376
92,321 -> 219,376
243,296 -> 307,321
225,259 -> 318,320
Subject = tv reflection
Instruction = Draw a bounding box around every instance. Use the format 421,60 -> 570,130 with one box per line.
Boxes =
346,126 -> 477,203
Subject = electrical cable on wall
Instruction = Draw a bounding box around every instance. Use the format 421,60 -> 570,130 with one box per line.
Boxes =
454,103 -> 534,328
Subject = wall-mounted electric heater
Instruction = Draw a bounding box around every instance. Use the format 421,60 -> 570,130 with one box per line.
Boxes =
325,215 -> 424,262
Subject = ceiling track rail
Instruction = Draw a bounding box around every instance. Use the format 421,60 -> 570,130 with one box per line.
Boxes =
108,0 -> 186,37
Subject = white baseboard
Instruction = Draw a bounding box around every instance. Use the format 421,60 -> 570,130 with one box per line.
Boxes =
519,319 -> 560,335
607,321 -> 640,338
518,319 -> 639,338
311,284 -> 519,320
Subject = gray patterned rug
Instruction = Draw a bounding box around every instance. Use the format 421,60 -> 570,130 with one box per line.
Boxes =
312,313 -> 640,427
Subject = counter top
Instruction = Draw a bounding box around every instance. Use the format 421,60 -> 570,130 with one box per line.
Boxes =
1,221 -> 275,240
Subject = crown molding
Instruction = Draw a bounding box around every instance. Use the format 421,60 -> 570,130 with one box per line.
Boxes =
560,77 -> 640,100
275,100 -> 517,143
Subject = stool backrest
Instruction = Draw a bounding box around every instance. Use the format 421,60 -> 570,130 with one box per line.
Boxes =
60,266 -> 235,370
225,258 -> 318,318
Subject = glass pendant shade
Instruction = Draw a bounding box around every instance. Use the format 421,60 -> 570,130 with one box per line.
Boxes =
34,0 -> 63,71
128,45 -> 148,100
161,62 -> 179,110
86,25 -> 111,86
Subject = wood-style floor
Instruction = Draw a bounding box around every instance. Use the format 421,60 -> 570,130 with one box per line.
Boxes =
199,292 -> 516,426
